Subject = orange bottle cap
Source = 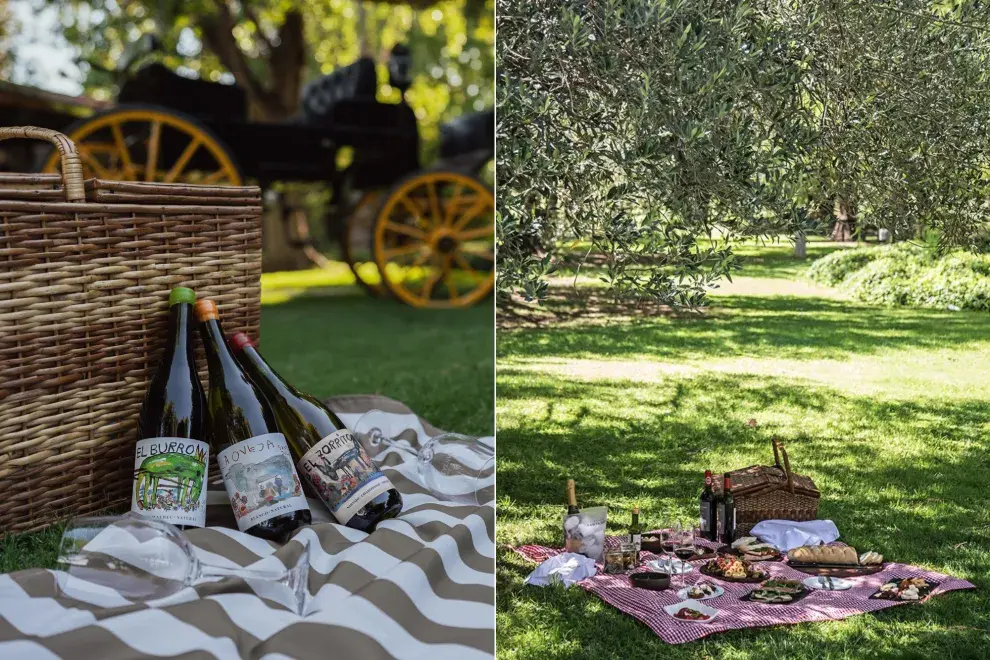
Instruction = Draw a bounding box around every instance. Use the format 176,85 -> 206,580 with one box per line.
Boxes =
194,299 -> 220,321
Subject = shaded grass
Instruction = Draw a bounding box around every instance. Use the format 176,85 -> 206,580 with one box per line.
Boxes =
496,246 -> 990,659
1,288 -> 494,571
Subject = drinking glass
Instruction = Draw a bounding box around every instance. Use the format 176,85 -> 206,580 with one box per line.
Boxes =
654,522 -> 691,575
55,515 -> 309,614
353,409 -> 494,505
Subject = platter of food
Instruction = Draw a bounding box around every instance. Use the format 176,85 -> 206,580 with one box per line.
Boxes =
676,582 -> 725,601
742,579 -> 811,605
723,537 -> 784,562
785,545 -> 885,577
869,577 -> 939,602
663,599 -> 719,623
699,555 -> 768,583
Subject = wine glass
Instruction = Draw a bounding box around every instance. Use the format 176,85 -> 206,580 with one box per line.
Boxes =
55,515 -> 310,614
352,409 -> 494,506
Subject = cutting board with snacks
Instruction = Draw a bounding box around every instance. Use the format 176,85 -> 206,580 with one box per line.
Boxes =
785,544 -> 886,577
719,537 -> 784,562
699,555 -> 769,583
869,577 -> 939,602
741,579 -> 812,605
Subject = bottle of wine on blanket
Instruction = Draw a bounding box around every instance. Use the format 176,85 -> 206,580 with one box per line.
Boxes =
230,332 -> 402,533
131,287 -> 209,529
195,300 -> 311,542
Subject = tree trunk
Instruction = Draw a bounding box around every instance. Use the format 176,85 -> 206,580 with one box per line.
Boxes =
261,189 -> 312,273
831,199 -> 856,242
794,234 -> 807,258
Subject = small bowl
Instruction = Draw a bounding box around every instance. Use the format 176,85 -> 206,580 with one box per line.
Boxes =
629,571 -> 671,591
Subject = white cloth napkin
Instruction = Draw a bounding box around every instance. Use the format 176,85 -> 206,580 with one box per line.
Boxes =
524,553 -> 598,588
750,519 -> 840,551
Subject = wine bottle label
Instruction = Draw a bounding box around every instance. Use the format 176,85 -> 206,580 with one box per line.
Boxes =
218,433 -> 310,532
701,505 -> 712,532
131,437 -> 209,528
298,430 -> 395,526
632,533 -> 642,552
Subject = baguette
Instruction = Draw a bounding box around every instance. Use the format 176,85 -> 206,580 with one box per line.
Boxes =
787,544 -> 858,565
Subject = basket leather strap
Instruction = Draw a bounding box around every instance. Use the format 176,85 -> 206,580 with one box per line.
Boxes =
0,126 -> 85,202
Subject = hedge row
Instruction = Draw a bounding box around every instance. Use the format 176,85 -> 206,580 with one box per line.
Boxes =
807,244 -> 990,311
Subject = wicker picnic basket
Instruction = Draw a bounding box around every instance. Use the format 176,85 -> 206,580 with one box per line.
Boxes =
715,438 -> 820,539
0,126 -> 263,536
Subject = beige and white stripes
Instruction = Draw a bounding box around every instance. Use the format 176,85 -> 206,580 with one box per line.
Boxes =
0,396 -> 495,659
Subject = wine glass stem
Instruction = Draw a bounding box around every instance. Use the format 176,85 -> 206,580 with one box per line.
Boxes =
196,562 -> 288,582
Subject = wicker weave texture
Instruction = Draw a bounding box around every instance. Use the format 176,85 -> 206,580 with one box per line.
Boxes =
0,175 -> 262,535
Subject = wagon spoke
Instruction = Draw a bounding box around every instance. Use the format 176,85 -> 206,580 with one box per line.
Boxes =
458,226 -> 494,241
443,184 -> 465,226
452,199 -> 489,231
419,267 -> 443,300
110,123 -> 136,180
451,250 -> 481,276
164,137 -> 202,183
202,168 -> 229,184
145,121 -> 162,182
384,243 -> 425,260
383,221 -> 426,240
427,181 -> 442,227
398,196 -> 425,223
78,148 -> 113,179
444,270 -> 458,300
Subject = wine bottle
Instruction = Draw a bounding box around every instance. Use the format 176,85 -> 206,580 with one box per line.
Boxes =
719,474 -> 736,544
131,287 -> 209,529
195,300 -> 311,542
228,332 -> 402,533
700,469 -> 717,542
566,479 -> 579,515
629,506 -> 642,563
564,479 -> 581,552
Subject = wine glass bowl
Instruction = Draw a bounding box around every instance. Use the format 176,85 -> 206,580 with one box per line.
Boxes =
56,515 -> 310,613
353,410 -> 495,506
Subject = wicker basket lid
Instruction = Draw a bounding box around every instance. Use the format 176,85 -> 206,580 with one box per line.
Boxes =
715,464 -> 819,498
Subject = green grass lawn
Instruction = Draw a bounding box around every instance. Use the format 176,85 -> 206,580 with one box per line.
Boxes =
1,270 -> 493,572
496,242 -> 990,659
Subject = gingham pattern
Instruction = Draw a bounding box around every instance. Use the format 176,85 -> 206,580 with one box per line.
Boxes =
0,396 -> 494,659
516,536 -> 974,644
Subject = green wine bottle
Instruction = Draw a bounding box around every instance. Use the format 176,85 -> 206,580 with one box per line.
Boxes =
132,287 -> 209,529
194,300 -> 311,542
229,332 -> 403,533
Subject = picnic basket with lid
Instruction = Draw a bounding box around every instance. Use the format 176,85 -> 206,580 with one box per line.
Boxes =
0,126 -> 262,536
715,438 -> 820,539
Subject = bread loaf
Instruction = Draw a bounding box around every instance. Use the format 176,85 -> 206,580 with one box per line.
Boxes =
787,544 -> 858,565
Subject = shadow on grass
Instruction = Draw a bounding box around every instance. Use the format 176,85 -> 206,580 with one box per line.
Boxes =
498,294 -> 990,362
496,371 -> 989,657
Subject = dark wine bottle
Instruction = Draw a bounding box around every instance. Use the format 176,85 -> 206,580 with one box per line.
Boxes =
700,469 -> 717,542
195,300 -> 311,542
229,332 -> 402,533
629,506 -> 642,563
131,287 -> 209,529
719,474 -> 736,544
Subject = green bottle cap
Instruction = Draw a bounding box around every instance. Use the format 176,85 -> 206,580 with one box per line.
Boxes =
169,287 -> 196,307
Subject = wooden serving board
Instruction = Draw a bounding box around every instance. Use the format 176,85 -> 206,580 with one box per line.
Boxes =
786,561 -> 885,577
717,545 -> 785,562
741,586 -> 812,605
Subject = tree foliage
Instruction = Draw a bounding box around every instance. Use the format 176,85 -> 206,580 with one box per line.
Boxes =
496,0 -> 990,305
45,0 -> 493,145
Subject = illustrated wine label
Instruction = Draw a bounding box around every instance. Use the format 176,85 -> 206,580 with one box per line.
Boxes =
632,533 -> 642,552
701,506 -> 712,533
298,429 -> 394,525
131,437 -> 209,528
218,433 -> 310,532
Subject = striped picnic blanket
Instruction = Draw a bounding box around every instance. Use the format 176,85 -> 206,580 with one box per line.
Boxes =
0,395 -> 495,659
516,536 -> 975,644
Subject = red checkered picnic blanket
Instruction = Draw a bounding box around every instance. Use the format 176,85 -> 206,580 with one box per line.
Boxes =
515,536 -> 975,644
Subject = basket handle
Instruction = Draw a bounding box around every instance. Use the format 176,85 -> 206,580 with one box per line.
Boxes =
773,437 -> 796,494
0,126 -> 85,202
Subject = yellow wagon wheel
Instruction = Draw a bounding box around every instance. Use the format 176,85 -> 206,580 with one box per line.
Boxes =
373,170 -> 494,309
42,106 -> 242,185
